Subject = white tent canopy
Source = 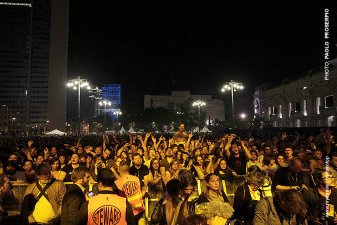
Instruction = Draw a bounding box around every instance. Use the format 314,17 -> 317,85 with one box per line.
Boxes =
193,126 -> 200,133
46,129 -> 65,135
118,126 -> 127,134
128,126 -> 136,133
201,125 -> 211,133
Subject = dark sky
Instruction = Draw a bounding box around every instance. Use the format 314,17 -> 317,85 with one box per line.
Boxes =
67,3 -> 337,117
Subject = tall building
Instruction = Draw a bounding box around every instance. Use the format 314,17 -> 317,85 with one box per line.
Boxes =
101,84 -> 121,119
0,0 -> 69,132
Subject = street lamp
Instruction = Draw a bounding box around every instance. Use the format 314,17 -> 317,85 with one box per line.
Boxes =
192,100 -> 206,124
221,80 -> 244,123
66,76 -> 91,134
113,111 -> 122,122
99,100 -> 111,130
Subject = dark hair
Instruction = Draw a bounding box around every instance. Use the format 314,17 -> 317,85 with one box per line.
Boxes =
183,214 -> 208,225
179,170 -> 197,188
132,153 -> 141,160
149,159 -> 160,176
275,190 -> 307,216
71,167 -> 90,182
313,169 -> 332,187
204,173 -> 219,183
166,179 -> 182,197
35,162 -> 51,175
97,168 -> 115,187
49,158 -> 61,171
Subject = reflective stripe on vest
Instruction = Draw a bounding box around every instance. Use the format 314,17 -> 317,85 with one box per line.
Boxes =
87,194 -> 127,225
115,175 -> 145,215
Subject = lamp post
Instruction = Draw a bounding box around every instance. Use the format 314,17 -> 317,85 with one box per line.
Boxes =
66,76 -> 91,134
221,80 -> 244,123
113,111 -> 122,122
192,100 -> 206,124
99,100 -> 111,130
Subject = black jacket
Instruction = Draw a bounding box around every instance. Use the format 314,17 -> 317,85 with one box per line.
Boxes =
61,184 -> 86,225
233,182 -> 257,225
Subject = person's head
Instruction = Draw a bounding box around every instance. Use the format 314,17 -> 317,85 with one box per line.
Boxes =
36,155 -> 44,165
119,160 -> 129,173
205,173 -> 220,192
50,158 -> 60,171
166,147 -> 173,157
179,171 -> 197,198
70,153 -> 79,165
176,150 -> 182,160
178,123 -> 185,132
276,190 -> 307,216
246,166 -> 265,191
171,144 -> 178,154
77,146 -> 84,154
250,150 -> 258,161
5,161 -> 17,175
272,146 -> 279,155
276,154 -> 284,165
132,153 -> 142,166
182,152 -> 188,161
331,152 -> 337,167
150,159 -> 160,171
102,148 -> 112,160
284,147 -> 293,158
313,169 -> 335,188
95,146 -> 102,155
201,146 -> 208,155
148,148 -> 156,159
86,154 -> 93,165
219,158 -> 227,170
59,154 -> 67,164
50,147 -> 57,156
8,153 -> 18,163
71,167 -> 91,187
170,159 -> 180,171
23,160 -> 34,172
313,149 -> 322,160
166,178 -> 183,199
36,162 -> 52,184
97,168 -> 116,190
231,143 -> 239,155
263,145 -> 271,155
289,158 -> 302,173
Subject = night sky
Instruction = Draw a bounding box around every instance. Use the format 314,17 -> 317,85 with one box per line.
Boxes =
67,3 -> 337,118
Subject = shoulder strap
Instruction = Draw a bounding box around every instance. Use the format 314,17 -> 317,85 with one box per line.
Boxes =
171,200 -> 184,225
35,179 -> 55,202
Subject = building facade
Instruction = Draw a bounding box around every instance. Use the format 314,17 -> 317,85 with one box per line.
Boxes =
254,64 -> 337,127
144,91 -> 225,124
0,0 -> 69,132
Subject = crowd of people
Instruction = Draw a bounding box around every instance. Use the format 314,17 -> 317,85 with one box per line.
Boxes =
0,123 -> 336,225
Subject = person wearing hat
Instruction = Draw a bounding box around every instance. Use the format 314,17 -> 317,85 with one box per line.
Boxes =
22,162 -> 66,224
76,168 -> 136,225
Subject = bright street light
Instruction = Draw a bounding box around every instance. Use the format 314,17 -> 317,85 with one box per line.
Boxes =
66,76 -> 91,134
240,113 -> 247,120
192,100 -> 206,124
221,80 -> 244,123
99,100 -> 111,130
113,111 -> 122,122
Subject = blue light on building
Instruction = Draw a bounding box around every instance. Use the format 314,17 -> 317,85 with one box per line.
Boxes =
102,84 -> 121,119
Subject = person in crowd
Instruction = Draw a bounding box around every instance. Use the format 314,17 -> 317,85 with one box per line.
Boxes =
303,169 -> 337,225
173,123 -> 188,145
253,189 -> 308,225
273,158 -> 309,191
21,162 -> 66,224
151,179 -> 189,225
308,149 -> 324,173
61,167 -> 91,225
283,147 -> 295,165
129,153 -> 149,188
148,159 -> 165,199
35,154 -> 45,166
196,173 -> 229,205
215,158 -> 237,181
224,134 -> 252,176
5,161 -> 27,183
22,160 -> 36,183
160,147 -> 175,184
179,169 -> 197,201
182,214 -> 208,225
62,153 -> 80,182
50,158 -> 66,181
246,150 -> 263,173
76,168 -> 136,225
58,154 -> 68,169
166,159 -> 181,182
115,160 -> 145,223
233,166 -> 265,225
